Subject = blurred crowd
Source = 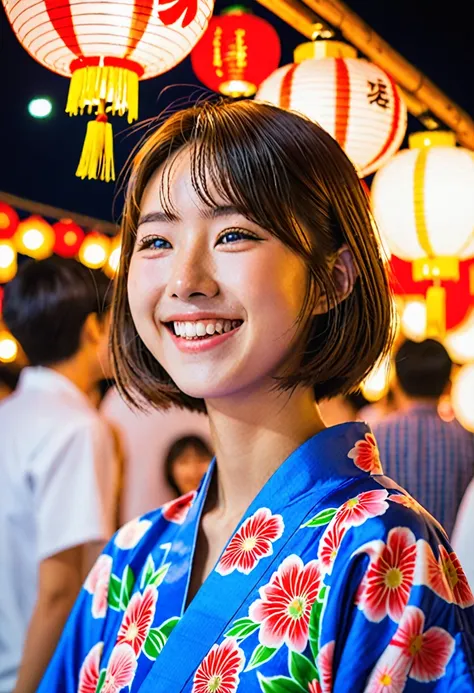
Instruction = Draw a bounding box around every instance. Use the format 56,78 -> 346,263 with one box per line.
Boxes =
0,257 -> 473,693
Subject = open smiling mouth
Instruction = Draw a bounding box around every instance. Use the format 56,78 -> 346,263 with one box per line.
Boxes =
164,319 -> 244,341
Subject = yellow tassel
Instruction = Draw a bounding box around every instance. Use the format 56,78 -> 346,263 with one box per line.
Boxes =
426,285 -> 446,339
67,66 -> 139,124
76,115 -> 115,182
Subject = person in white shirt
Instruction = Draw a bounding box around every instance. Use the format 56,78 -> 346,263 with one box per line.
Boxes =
452,478 -> 474,590
0,257 -> 118,693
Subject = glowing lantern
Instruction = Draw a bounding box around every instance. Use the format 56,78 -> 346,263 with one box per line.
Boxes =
255,40 -> 407,178
2,0 -> 215,182
400,297 -> 427,342
0,241 -> 17,284
445,310 -> 474,364
0,331 -> 18,363
0,203 -> 19,239
361,356 -> 392,402
14,216 -> 55,260
451,364 -> 474,432
372,132 -> 474,337
79,232 -> 110,269
104,236 -> 121,278
191,6 -> 280,98
53,219 -> 85,258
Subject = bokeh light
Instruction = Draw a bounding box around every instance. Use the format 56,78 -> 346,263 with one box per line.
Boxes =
28,98 -> 53,118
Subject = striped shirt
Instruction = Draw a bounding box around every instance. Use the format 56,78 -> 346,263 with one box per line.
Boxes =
373,403 -> 474,537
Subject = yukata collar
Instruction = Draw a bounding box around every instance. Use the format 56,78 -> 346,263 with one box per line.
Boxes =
138,421 -> 378,692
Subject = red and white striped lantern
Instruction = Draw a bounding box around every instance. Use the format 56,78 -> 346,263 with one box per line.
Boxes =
255,41 -> 407,178
2,0 -> 214,181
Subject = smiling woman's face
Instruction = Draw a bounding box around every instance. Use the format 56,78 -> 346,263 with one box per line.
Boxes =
127,147 -> 311,403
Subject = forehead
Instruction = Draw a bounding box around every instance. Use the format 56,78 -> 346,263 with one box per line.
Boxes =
140,146 -> 228,217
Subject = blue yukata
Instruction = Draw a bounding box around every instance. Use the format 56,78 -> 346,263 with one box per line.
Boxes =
39,423 -> 474,692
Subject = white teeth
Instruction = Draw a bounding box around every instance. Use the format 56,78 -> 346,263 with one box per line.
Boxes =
185,323 -> 196,338
171,319 -> 242,339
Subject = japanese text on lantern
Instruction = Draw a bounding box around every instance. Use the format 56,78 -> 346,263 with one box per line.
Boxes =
213,26 -> 224,77
367,79 -> 390,109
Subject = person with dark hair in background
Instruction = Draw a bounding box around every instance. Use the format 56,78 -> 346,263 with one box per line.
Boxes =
165,435 -> 213,497
373,339 -> 474,536
0,257 -> 118,693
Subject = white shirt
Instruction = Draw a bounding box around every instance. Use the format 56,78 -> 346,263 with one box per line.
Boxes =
0,367 -> 117,693
100,387 -> 211,523
452,478 -> 474,590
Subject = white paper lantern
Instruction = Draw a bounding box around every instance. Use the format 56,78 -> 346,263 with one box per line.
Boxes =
2,0 -> 214,180
372,131 -> 474,279
255,41 -> 407,178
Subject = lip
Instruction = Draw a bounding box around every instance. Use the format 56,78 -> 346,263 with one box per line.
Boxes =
167,324 -> 242,353
162,312 -> 241,322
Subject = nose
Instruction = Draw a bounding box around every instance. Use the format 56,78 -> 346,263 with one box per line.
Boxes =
166,240 -> 219,301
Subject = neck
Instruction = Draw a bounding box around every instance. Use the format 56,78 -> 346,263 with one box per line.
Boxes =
205,386 -> 325,521
50,353 -> 99,400
395,391 -> 438,412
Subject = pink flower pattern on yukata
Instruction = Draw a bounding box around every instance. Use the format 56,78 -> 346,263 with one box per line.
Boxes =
216,508 -> 284,576
390,606 -> 455,682
318,520 -> 347,575
78,642 -> 137,693
249,555 -> 322,653
78,642 -> 103,693
114,518 -> 152,550
355,527 -> 417,622
192,639 -> 245,693
84,554 -> 113,619
162,491 -> 196,525
308,681 -> 322,693
416,541 -> 474,608
347,433 -> 383,474
365,657 -> 409,693
318,640 -> 334,693
116,586 -> 158,656
336,490 -> 389,528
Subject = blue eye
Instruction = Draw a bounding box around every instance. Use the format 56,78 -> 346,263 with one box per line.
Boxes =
218,229 -> 257,245
151,238 -> 171,250
138,236 -> 171,251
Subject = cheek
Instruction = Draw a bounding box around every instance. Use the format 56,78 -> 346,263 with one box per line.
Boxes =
127,258 -> 162,328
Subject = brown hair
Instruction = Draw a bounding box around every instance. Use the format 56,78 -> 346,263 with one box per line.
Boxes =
112,99 -> 394,412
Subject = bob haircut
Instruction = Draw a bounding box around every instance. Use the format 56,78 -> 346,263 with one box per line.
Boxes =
112,99 -> 394,413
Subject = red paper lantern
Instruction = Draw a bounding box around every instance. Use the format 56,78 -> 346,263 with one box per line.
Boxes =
390,255 -> 474,332
0,203 -> 19,240
191,6 -> 281,98
53,219 -> 85,258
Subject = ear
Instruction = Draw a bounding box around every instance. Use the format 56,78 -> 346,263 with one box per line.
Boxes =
313,245 -> 358,316
81,313 -> 102,346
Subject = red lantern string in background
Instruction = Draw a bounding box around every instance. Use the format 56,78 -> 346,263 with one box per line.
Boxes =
191,6 -> 281,98
53,219 -> 85,258
14,216 -> 55,261
0,203 -> 19,239
390,255 -> 474,332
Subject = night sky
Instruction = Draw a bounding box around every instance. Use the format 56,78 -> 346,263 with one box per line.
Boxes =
1,0 -> 473,224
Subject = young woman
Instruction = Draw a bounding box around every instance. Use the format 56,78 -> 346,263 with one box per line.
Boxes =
39,101 -> 474,692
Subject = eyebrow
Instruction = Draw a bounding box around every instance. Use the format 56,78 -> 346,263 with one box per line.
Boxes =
137,205 -> 242,228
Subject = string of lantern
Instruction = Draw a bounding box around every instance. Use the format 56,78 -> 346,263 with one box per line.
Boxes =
0,202 -> 121,285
